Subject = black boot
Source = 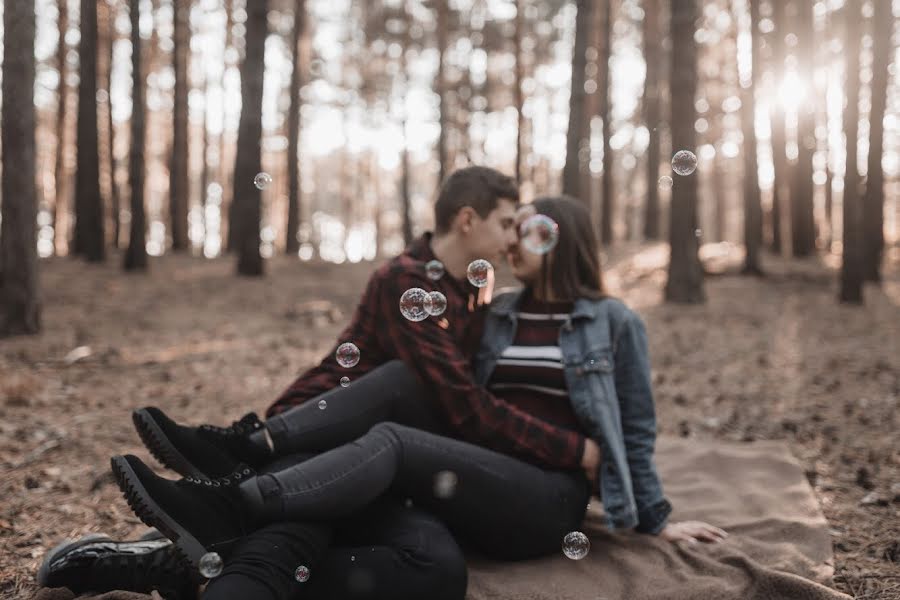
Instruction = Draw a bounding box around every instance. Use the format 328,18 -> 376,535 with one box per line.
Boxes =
36,532 -> 199,599
111,454 -> 264,570
133,406 -> 272,479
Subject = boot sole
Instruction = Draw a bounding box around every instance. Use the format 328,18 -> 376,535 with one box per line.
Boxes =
36,533 -> 112,586
110,456 -> 208,571
133,409 -> 205,479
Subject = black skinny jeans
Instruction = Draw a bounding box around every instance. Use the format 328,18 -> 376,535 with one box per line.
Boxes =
252,360 -> 591,561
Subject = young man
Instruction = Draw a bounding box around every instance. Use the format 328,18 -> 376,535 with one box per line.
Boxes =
41,166 -> 600,599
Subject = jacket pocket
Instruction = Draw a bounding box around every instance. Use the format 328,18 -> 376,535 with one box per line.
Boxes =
574,348 -> 614,376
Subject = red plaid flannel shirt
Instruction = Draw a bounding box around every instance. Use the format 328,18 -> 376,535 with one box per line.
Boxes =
266,234 -> 585,470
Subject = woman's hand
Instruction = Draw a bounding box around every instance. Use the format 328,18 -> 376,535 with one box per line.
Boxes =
658,521 -> 728,544
581,438 -> 601,485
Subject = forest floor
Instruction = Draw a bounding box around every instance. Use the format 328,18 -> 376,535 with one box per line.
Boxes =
0,242 -> 899,599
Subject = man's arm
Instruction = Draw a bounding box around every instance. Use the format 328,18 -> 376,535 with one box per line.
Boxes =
376,271 -> 586,471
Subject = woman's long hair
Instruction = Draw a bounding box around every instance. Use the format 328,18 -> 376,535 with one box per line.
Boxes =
530,195 -> 607,301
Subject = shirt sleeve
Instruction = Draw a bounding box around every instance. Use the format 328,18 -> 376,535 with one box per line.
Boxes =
376,270 -> 586,471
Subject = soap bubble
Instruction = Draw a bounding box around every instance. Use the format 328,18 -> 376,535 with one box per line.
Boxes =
519,214 -> 559,255
253,172 -> 272,190
466,259 -> 493,288
694,228 -> 702,238
399,288 -> 433,322
562,531 -> 590,560
671,150 -> 698,176
425,260 -> 445,280
199,552 -> 224,578
433,470 -> 458,499
335,342 -> 360,368
426,291 -> 447,316
294,565 -> 310,582
340,376 -> 350,387
317,399 -> 327,410
658,175 -> 673,190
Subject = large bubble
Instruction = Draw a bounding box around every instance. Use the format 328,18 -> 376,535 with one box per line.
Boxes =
199,552 -> 224,578
466,259 -> 493,288
253,172 -> 272,190
519,214 -> 559,255
426,291 -> 447,316
561,531 -> 590,560
335,342 -> 360,368
671,150 -> 698,176
399,288 -> 433,321
425,260 -> 445,281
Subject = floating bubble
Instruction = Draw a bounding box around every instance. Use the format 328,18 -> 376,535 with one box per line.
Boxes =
294,565 -> 310,582
433,470 -> 458,499
694,228 -> 702,238
335,342 -> 360,368
426,291 -> 447,316
425,259 -> 445,281
253,172 -> 272,190
519,214 -> 559,255
658,175 -> 673,190
562,531 -> 590,560
318,399 -> 327,410
350,555 -> 356,562
399,288 -> 433,322
199,552 -> 224,578
466,259 -> 493,288
340,376 -> 350,388
671,150 -> 698,176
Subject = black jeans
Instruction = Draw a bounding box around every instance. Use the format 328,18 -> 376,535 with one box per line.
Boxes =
251,361 -> 591,561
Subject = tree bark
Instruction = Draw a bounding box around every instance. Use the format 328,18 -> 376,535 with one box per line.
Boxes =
233,0 -> 267,276
513,0 -> 525,182
562,0 -> 592,200
73,0 -> 105,261
285,0 -> 306,255
435,0 -> 449,184
739,0 -> 763,275
124,0 -> 148,271
1,0 -> 41,335
169,0 -> 190,251
861,0 -> 891,282
664,0 -> 704,303
597,0 -> 613,245
768,0 -> 787,254
642,0 -> 662,240
839,1 -> 862,303
54,0 -> 69,256
791,0 -> 815,257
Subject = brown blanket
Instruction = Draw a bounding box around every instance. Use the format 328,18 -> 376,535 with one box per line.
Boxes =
34,437 -> 849,600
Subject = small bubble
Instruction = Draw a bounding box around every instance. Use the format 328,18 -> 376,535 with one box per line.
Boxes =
350,555 -> 356,562
404,498 -> 413,508
658,175 -> 673,190
199,552 -> 224,578
466,259 -> 493,288
253,172 -> 272,190
426,291 -> 447,316
340,376 -> 350,387
433,470 -> 458,499
694,228 -> 702,238
335,342 -> 360,368
562,531 -> 590,560
671,150 -> 698,176
318,399 -> 327,410
425,259 -> 445,280
294,565 -> 310,582
519,214 -> 560,255
399,288 -> 433,322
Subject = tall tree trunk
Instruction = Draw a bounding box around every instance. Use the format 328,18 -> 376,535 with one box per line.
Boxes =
562,0 -> 592,199
233,0 -> 267,276
739,0 -> 763,275
222,0 -> 235,253
642,0 -> 662,240
513,0 -> 525,182
791,0 -> 815,256
598,0 -> 613,245
839,1 -> 862,303
73,0 -> 105,261
861,0 -> 891,282
169,0 -> 190,251
199,67 -> 210,252
435,0 -> 448,183
103,0 -> 121,249
1,0 -> 41,335
768,0 -> 787,254
54,0 -> 69,255
400,28 -> 413,247
124,0 -> 148,271
285,0 -> 306,255
664,0 -> 704,303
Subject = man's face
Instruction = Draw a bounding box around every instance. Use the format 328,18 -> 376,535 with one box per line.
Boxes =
464,198 -> 519,265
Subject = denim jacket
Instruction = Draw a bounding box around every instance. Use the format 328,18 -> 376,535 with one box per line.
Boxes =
473,290 -> 673,535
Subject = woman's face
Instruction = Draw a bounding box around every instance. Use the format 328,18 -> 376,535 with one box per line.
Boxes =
508,205 -> 548,285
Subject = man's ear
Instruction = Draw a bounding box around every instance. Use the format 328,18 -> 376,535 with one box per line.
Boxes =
453,206 -> 478,234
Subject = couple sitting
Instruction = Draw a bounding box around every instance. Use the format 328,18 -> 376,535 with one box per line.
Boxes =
38,166 -> 727,600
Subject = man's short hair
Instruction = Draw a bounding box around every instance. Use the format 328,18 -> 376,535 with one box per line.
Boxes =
434,166 -> 519,234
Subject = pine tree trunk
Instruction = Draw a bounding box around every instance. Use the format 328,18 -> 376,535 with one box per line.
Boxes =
124,0 -> 148,271
73,0 -> 105,261
54,0 -> 69,256
562,0 -> 592,200
1,0 -> 41,335
435,0 -> 448,184
169,0 -> 190,251
199,70 -> 210,252
513,0 -> 525,182
103,0 -> 121,249
664,0 -> 704,303
642,0 -> 662,240
768,0 -> 787,254
233,0 -> 267,276
740,0 -> 763,275
285,0 -> 305,255
791,0 -> 815,257
222,0 -> 235,253
598,0 -> 613,245
839,1 -> 862,303
861,0 -> 891,282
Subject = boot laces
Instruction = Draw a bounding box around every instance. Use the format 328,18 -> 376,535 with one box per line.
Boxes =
199,413 -> 262,438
